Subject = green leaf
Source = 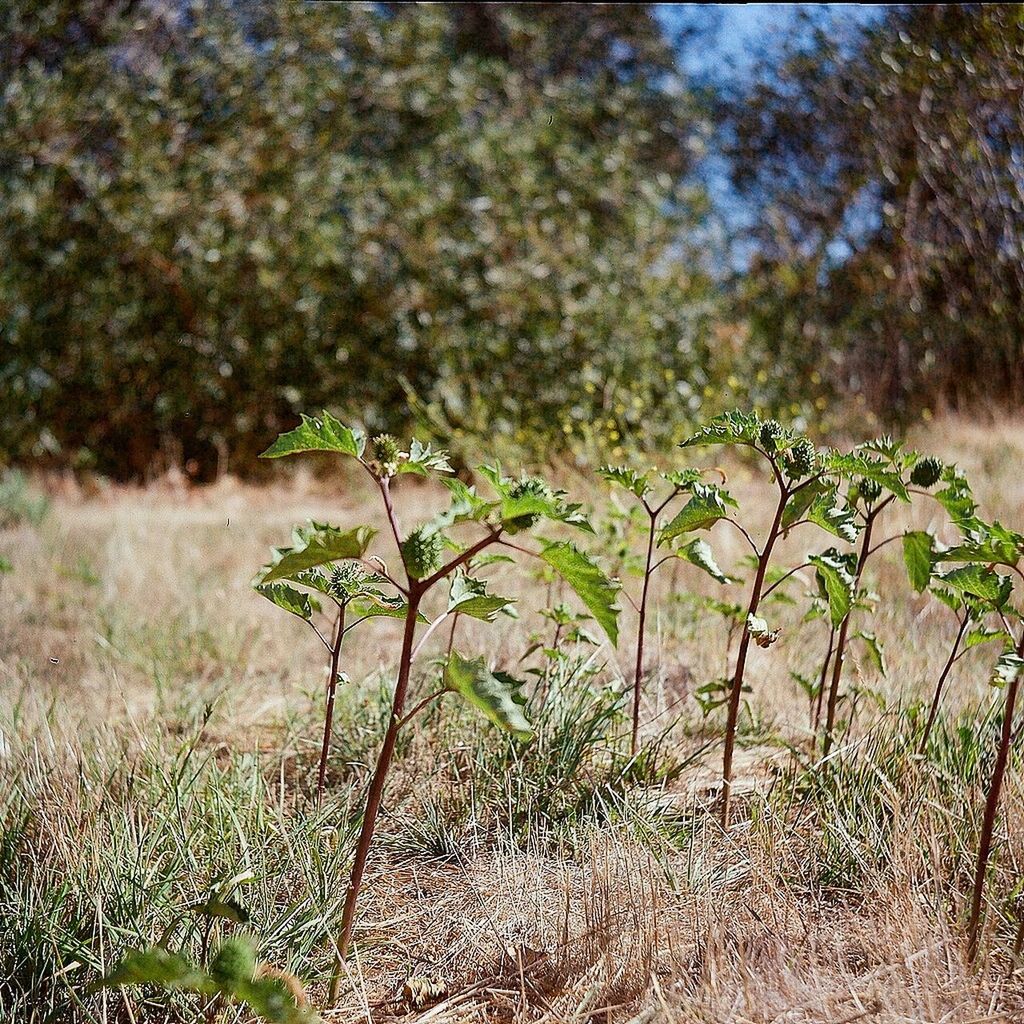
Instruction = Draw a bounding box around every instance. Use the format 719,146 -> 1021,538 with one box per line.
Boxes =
598,465 -> 651,499
781,479 -> 827,530
677,538 -> 738,585
254,583 -> 319,621
260,526 -> 376,584
445,652 -> 533,740
679,410 -> 761,448
0,556 -> 11,574
935,521 -> 1024,569
823,451 -> 910,502
902,531 -> 936,593
96,948 -> 215,994
992,650 -> 1024,688
937,565 -> 1013,607
259,412 -> 364,460
809,549 -> 857,627
447,574 -> 516,622
397,438 -> 453,476
804,489 -> 859,542
965,627 -> 1012,650
189,897 -> 251,923
856,631 -> 887,677
934,468 -> 978,526
658,484 -> 737,542
539,541 -> 620,645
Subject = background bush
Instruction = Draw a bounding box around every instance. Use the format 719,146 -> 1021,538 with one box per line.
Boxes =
1,3 -> 1022,478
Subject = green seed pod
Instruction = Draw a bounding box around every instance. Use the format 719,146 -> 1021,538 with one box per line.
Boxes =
327,561 -> 367,600
858,477 -> 882,503
784,438 -> 817,479
210,936 -> 257,986
910,456 -> 943,489
505,476 -> 552,532
372,434 -> 401,477
758,419 -> 784,454
401,528 -> 443,580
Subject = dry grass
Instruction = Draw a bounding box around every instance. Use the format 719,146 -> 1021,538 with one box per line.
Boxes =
2,417 -> 1024,1022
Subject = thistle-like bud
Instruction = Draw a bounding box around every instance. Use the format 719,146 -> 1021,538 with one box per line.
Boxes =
505,476 -> 552,532
858,477 -> 882,503
401,527 -> 443,580
910,456 -> 943,489
327,561 -> 367,600
759,419 -> 784,454
784,438 -> 817,479
372,434 -> 401,477
210,936 -> 257,986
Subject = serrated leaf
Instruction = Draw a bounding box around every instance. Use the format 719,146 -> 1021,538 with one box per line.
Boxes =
965,627 -> 1012,650
539,541 -> 620,645
254,583 -> 319,621
856,631 -> 887,677
677,538 -> 738,584
781,479 -> 828,530
902,531 -> 935,593
658,484 -> 737,542
397,438 -> 453,476
259,412 -> 364,460
992,649 -> 1024,688
823,451 -> 910,502
447,574 -> 516,622
934,468 -> 978,526
445,652 -> 533,740
679,410 -> 761,448
935,521 -> 1024,569
661,468 -> 705,489
937,565 -> 1013,607
260,526 -> 376,584
809,549 -> 857,627
805,489 -> 859,542
598,465 -> 651,499
96,948 -> 215,993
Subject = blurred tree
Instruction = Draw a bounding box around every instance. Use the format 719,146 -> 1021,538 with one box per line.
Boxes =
722,4 -> 1024,422
0,0 -> 714,478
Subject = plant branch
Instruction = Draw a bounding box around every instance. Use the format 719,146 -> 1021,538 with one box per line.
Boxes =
421,528 -> 503,590
397,688 -> 448,729
719,516 -> 760,557
762,562 -> 812,600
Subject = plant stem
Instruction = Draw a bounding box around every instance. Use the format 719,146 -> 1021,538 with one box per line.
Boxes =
918,613 -> 969,754
720,483 -> 789,825
966,630 -> 1024,964
813,627 -> 836,734
316,606 -> 346,808
631,510 -> 657,755
329,586 -> 421,1003
821,508 -> 879,756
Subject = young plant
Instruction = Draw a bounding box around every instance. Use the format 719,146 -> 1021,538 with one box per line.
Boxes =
598,465 -> 737,754
676,411 -> 859,823
97,934 -> 319,1023
913,511 -> 1024,963
255,413 -> 619,1004
813,439 -> 927,753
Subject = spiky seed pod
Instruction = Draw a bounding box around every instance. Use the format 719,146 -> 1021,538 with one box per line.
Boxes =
372,434 -> 401,477
401,528 -> 443,580
758,419 -> 784,454
505,476 -> 552,532
910,456 -> 943,489
784,438 -> 817,479
210,936 -> 257,986
327,561 -> 367,600
858,477 -> 883,503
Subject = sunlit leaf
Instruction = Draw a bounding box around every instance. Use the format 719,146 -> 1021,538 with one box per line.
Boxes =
677,538 -> 738,584
902,531 -> 935,593
260,412 -> 364,460
447,574 -> 516,622
658,484 -> 737,542
254,583 -> 319,621
260,526 -> 376,584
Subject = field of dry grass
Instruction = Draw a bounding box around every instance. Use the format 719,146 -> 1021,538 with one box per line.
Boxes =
3,417 -> 1024,1022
